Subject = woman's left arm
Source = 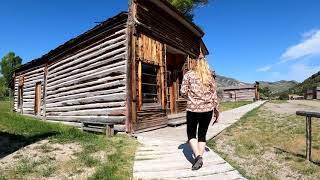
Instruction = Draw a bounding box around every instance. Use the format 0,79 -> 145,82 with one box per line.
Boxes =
180,72 -> 189,99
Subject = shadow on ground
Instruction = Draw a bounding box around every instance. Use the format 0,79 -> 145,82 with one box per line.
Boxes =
178,142 -> 210,165
274,147 -> 320,166
0,132 -> 57,158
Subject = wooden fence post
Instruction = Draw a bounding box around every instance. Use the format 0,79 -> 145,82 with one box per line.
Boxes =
296,111 -> 320,162
306,116 -> 312,161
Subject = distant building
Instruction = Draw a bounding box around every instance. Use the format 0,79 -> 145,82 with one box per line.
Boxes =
221,82 -> 260,102
289,94 -> 304,100
305,87 -> 320,100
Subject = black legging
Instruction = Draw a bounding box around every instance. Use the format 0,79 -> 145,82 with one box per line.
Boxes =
187,111 -> 213,142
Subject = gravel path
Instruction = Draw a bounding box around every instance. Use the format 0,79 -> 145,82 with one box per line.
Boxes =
133,100 -> 266,180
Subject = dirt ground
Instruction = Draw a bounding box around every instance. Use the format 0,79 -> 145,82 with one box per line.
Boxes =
264,100 -> 320,115
0,139 -> 100,179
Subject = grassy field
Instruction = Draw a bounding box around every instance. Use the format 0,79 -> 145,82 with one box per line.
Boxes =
208,103 -> 320,179
219,101 -> 252,112
0,101 -> 137,180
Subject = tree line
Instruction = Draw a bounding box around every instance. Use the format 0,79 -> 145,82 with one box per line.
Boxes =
0,52 -> 22,99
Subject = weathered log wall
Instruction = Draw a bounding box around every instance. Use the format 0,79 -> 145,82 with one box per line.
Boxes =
45,22 -> 128,125
14,66 -> 45,116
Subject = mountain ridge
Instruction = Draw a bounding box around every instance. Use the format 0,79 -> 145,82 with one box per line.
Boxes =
216,74 -> 298,94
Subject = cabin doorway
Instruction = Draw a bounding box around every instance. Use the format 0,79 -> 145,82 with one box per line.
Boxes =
34,82 -> 41,115
166,46 -> 188,114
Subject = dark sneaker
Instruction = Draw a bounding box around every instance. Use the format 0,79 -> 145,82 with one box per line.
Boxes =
192,156 -> 203,170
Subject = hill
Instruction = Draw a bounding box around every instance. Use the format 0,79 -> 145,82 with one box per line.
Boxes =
259,80 -> 298,94
216,74 -> 297,94
215,75 -> 250,88
288,71 -> 320,95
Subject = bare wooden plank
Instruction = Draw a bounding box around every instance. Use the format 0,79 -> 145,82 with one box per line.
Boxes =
48,45 -> 126,84
48,28 -> 127,71
46,116 -> 126,123
46,102 -> 126,112
47,87 -> 126,103
46,92 -> 126,108
47,80 -> 126,99
47,78 -> 126,97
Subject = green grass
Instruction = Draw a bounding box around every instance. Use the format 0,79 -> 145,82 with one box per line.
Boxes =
0,101 -> 138,180
219,101 -> 252,112
208,103 -> 320,179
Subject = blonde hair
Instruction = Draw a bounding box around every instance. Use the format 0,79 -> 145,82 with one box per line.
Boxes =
194,57 -> 213,87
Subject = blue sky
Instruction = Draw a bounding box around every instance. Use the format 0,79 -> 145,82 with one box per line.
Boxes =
1,0 -> 320,83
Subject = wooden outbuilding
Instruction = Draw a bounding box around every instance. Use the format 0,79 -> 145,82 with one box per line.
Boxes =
305,87 -> 320,100
13,0 -> 208,133
221,82 -> 260,102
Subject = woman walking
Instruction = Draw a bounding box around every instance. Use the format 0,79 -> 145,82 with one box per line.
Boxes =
180,57 -> 219,170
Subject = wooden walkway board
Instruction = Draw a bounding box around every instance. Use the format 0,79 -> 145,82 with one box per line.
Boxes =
133,101 -> 265,179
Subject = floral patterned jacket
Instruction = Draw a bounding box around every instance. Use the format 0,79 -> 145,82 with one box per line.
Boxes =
180,70 -> 218,112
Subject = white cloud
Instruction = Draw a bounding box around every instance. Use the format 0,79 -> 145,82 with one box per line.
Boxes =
287,63 -> 320,82
269,63 -> 320,82
256,65 -> 272,72
280,29 -> 320,63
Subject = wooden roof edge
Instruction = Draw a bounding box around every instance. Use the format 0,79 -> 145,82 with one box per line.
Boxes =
15,12 -> 128,74
150,0 -> 205,37
200,39 -> 209,55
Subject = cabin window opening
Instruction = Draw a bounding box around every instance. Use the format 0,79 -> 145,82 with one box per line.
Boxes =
34,82 -> 42,115
142,63 -> 159,105
17,85 -> 23,109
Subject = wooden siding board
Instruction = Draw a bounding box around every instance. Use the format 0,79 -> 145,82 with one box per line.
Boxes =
135,0 -> 201,57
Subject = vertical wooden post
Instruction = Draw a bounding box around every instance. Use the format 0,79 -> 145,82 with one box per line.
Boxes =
126,0 -> 137,133
138,60 -> 142,110
306,116 -> 312,161
43,65 -> 48,119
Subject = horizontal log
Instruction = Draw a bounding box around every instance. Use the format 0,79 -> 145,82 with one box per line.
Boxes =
114,125 -> 126,132
46,101 -> 126,112
48,28 -> 127,71
47,64 -> 126,91
23,72 -> 44,81
17,67 -> 43,77
46,92 -> 126,108
47,78 -> 126,97
296,111 -> 320,118
46,116 -> 126,123
48,36 -> 126,78
47,86 -> 125,103
46,107 -> 126,116
48,50 -> 126,84
46,78 -> 125,99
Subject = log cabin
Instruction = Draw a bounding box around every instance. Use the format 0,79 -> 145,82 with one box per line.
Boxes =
221,82 -> 260,102
305,87 -> 320,100
13,0 -> 209,133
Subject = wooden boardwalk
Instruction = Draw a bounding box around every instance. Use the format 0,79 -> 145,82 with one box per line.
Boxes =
133,101 -> 265,180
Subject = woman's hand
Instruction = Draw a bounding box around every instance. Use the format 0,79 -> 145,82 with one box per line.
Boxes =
212,108 -> 220,126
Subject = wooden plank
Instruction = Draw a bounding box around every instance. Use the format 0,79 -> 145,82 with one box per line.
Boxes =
306,116 -> 312,161
138,60 -> 142,110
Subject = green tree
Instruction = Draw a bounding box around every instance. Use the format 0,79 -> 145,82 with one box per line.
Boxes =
260,86 -> 272,99
0,77 -> 8,99
0,52 -> 22,87
168,0 -> 209,20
